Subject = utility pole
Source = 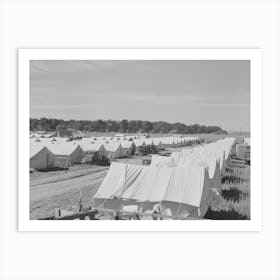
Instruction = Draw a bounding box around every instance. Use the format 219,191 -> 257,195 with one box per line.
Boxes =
56,125 -> 61,137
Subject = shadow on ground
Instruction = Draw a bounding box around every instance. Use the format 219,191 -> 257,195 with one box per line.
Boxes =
221,187 -> 249,203
204,208 -> 249,220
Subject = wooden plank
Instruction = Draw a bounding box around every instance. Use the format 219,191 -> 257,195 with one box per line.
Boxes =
54,207 -> 204,220
55,209 -> 99,220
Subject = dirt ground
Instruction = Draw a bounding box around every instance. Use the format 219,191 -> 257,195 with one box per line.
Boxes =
30,165 -> 109,219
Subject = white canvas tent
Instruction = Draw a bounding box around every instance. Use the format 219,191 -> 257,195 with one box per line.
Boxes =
150,155 -> 177,167
30,143 -> 56,170
74,138 -> 95,150
119,141 -> 135,156
133,139 -> 145,147
82,142 -> 106,161
93,162 -> 210,218
103,142 -> 123,159
177,156 -> 221,188
31,137 -> 67,144
152,138 -> 162,148
46,142 -> 85,167
82,142 -> 105,153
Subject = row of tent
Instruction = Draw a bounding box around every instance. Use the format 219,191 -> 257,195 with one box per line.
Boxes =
30,136 -> 199,170
93,138 -> 236,218
30,132 -> 55,138
30,142 -> 85,170
30,135 -> 199,147
150,137 -> 236,187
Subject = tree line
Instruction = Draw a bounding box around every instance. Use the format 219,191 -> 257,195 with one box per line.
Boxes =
30,118 -> 228,134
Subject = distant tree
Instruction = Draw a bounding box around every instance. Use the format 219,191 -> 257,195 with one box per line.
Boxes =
172,122 -> 186,134
29,118 -> 227,134
120,119 -> 129,133
141,121 -> 153,133
96,119 -> 106,132
128,120 -> 138,133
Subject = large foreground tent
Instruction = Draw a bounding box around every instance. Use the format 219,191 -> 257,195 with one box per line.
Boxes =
150,155 -> 177,167
93,162 -> 210,218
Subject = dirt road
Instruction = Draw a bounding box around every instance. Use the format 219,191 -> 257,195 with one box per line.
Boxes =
30,166 -> 109,219
29,152 -> 177,219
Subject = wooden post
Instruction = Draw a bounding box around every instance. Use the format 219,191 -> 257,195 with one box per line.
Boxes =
54,208 -> 61,218
77,190 -> 83,212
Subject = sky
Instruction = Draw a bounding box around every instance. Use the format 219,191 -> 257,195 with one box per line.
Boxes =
30,60 -> 250,132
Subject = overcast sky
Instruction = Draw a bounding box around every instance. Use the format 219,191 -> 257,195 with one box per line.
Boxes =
30,60 -> 250,132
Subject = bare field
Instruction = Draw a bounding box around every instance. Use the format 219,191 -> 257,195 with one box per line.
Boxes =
30,165 -> 109,219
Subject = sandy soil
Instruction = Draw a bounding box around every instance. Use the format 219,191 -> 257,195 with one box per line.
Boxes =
30,165 -> 109,219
